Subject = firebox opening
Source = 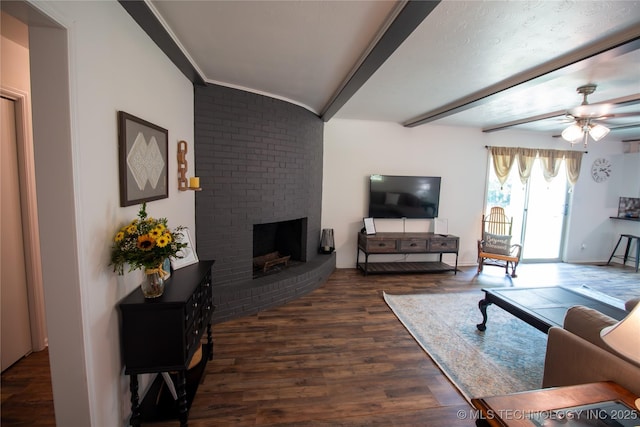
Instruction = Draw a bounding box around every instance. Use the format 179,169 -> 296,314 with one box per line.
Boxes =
253,218 -> 307,278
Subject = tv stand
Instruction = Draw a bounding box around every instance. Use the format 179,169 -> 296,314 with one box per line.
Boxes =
356,232 -> 458,275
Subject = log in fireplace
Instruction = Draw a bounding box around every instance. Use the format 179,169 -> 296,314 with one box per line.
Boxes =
253,218 -> 307,277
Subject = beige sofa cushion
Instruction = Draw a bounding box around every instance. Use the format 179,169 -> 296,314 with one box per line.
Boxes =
543,326 -> 640,395
626,297 -> 640,311
563,305 -> 617,352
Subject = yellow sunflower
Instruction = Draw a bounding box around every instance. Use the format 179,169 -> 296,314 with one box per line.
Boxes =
156,234 -> 170,248
126,224 -> 137,234
149,228 -> 162,238
114,231 -> 125,242
136,234 -> 155,251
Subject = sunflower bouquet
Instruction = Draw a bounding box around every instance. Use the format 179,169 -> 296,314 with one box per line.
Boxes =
109,203 -> 187,275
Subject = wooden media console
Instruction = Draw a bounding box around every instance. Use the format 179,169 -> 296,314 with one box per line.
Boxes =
356,232 -> 459,275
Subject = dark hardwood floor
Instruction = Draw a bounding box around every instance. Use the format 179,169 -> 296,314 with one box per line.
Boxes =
2,262 -> 636,426
1,346 -> 55,426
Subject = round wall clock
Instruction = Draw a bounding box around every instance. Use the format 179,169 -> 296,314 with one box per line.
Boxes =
591,158 -> 612,183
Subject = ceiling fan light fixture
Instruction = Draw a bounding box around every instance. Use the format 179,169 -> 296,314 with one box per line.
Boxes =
589,123 -> 610,141
561,123 -> 583,142
561,85 -> 614,146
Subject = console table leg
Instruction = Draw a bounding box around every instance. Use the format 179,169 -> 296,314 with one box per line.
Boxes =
364,253 -> 369,276
454,253 -> 458,275
129,374 -> 141,427
176,371 -> 189,426
477,298 -> 492,331
207,323 -> 213,360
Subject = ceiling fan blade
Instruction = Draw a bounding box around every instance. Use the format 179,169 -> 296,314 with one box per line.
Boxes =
608,122 -> 640,131
602,112 -> 640,119
568,103 -> 614,118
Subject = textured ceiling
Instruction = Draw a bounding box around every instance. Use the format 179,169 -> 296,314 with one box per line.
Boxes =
151,0 -> 399,112
148,0 -> 640,142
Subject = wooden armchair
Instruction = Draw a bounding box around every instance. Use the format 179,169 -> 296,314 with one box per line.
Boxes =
477,207 -> 522,278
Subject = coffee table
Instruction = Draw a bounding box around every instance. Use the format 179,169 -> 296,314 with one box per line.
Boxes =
476,286 -> 629,333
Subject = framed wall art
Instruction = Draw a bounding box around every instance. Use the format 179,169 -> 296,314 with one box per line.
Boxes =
118,111 -> 168,207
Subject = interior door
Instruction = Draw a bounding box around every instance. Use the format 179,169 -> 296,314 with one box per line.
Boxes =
485,157 -> 569,262
1,96 -> 32,371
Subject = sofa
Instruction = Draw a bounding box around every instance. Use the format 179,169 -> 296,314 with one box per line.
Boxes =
542,298 -> 640,396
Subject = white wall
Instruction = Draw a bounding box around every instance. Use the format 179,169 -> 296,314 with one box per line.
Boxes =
322,119 -> 631,269
27,1 -> 195,426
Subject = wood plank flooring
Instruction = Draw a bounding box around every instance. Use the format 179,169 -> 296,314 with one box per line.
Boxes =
2,263 -> 636,426
1,347 -> 55,426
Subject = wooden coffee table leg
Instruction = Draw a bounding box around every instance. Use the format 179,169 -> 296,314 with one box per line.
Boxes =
477,297 -> 492,331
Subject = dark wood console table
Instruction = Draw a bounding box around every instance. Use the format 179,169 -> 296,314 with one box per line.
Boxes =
356,232 -> 459,275
118,260 -> 214,427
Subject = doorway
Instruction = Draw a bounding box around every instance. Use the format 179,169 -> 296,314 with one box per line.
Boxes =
1,96 -> 32,370
486,157 -> 570,262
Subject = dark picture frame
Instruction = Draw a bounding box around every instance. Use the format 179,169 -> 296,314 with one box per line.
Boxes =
118,111 -> 168,207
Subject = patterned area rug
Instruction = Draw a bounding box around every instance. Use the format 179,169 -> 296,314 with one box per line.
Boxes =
384,291 -> 547,403
382,264 -> 640,403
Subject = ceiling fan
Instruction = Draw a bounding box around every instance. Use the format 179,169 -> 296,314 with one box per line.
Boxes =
561,84 -> 640,147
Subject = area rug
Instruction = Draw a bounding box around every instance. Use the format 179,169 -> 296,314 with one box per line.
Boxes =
383,291 -> 547,403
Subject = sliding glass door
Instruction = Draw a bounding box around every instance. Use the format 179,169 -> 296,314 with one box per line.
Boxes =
486,158 -> 570,262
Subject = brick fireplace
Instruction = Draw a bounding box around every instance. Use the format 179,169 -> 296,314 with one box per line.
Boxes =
253,218 -> 307,276
194,84 -> 335,323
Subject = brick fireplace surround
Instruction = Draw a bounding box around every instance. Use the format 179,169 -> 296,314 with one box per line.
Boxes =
194,84 -> 336,323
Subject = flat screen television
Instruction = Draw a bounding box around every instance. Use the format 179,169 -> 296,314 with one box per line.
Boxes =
368,174 -> 441,219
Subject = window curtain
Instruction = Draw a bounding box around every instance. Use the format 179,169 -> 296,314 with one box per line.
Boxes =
538,149 -> 563,182
488,146 -> 583,186
489,146 -> 516,186
564,150 -> 583,186
516,148 -> 537,185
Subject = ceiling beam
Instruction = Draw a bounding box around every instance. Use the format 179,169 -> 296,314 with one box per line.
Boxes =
403,27 -> 640,128
118,0 -> 205,86
482,111 -> 567,133
483,94 -> 640,133
320,0 -> 440,122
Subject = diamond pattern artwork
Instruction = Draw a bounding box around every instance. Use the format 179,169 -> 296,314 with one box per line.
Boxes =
118,111 -> 168,206
126,132 -> 165,190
